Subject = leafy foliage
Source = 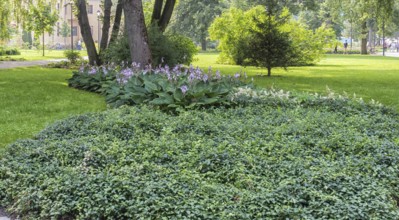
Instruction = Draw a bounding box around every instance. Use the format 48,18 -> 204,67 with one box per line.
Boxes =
0,47 -> 21,56
1,90 -> 399,219
69,64 -> 247,111
170,0 -> 227,50
102,29 -> 197,67
209,6 -> 337,67
64,50 -> 81,64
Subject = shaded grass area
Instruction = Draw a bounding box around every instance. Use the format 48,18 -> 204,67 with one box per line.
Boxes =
193,53 -> 399,111
0,67 -> 106,148
2,49 -> 87,61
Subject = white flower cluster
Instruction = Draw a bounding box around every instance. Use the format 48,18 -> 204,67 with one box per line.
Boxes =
231,87 -> 291,101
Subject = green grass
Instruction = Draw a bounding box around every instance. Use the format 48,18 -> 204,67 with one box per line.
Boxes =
3,49 -> 87,61
0,67 -> 106,148
193,52 -> 399,111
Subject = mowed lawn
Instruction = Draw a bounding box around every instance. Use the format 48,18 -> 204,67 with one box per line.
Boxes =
0,67 -> 105,148
4,49 -> 88,61
193,53 -> 399,111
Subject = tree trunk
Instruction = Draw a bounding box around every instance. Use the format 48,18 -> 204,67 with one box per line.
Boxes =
109,0 -> 123,45
76,0 -> 101,65
100,0 -> 112,52
42,31 -> 45,56
123,0 -> 151,66
158,0 -> 175,32
201,37 -> 207,51
151,0 -> 163,23
361,21 -> 368,55
267,67 -> 271,77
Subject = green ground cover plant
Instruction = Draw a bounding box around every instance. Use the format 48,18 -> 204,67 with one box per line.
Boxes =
193,52 -> 399,112
1,89 -> 398,219
0,67 -> 106,148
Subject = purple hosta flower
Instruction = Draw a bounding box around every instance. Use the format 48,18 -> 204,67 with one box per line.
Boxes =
88,67 -> 97,75
121,68 -> 134,78
180,85 -> 189,94
117,77 -> 129,85
202,74 -> 209,82
188,72 -> 196,83
143,64 -> 152,75
167,72 -> 172,81
79,64 -> 85,73
234,73 -> 241,78
131,62 -> 141,72
172,65 -> 180,73
102,66 -> 108,75
189,64 -> 194,74
215,70 -> 221,80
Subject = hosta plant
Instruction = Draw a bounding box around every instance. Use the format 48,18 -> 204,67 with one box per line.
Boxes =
69,63 -> 249,111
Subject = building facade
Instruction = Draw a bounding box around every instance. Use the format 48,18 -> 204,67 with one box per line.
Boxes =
45,0 -> 103,49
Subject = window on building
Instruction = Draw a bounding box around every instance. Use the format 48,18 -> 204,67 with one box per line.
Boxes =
57,22 -> 60,36
72,26 -> 78,36
65,5 -> 67,15
57,3 -> 60,11
88,5 -> 93,14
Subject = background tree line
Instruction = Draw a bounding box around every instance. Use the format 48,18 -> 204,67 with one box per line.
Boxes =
1,0 -> 398,67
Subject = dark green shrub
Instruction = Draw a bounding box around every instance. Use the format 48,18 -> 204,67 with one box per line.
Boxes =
64,50 -> 81,64
102,29 -> 197,67
0,47 -> 21,56
100,35 -> 131,64
1,92 -> 399,219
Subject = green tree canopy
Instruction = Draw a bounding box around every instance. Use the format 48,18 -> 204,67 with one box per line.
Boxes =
24,2 -> 58,56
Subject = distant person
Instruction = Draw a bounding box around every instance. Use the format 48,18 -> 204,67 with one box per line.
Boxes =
77,40 -> 82,50
343,40 -> 348,54
390,42 -> 396,52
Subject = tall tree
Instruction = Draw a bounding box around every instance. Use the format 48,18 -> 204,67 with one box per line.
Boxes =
109,0 -> 124,44
24,2 -> 58,56
151,0 -> 176,32
75,0 -> 101,65
170,0 -> 226,51
100,0 -> 113,52
0,0 -> 11,41
327,0 -> 395,54
61,21 -> 71,47
123,0 -> 152,65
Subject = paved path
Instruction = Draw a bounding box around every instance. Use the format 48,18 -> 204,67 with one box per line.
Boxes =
377,52 -> 399,57
0,59 -> 65,69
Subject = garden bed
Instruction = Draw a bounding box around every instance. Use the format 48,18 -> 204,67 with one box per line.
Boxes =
1,89 -> 398,219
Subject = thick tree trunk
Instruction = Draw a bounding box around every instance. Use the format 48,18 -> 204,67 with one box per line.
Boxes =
123,0 -> 151,66
76,0 -> 101,65
100,0 -> 112,52
151,0 -> 175,32
201,37 -> 207,51
158,0 -> 175,32
151,0 -> 163,23
361,21 -> 368,55
109,0 -> 123,45
267,67 -> 271,77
